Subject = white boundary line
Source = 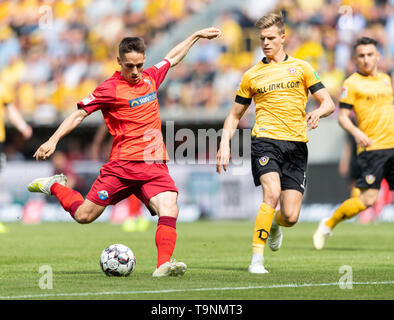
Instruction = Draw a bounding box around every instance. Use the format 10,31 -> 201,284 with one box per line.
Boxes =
1,281 -> 393,299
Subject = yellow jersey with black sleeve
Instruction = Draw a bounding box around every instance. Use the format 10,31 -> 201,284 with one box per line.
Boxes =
235,55 -> 324,143
0,83 -> 13,143
339,72 -> 394,154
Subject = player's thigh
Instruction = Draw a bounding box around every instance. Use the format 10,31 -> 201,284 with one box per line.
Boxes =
259,171 -> 281,207
74,199 -> 106,224
279,189 -> 303,224
147,191 -> 178,218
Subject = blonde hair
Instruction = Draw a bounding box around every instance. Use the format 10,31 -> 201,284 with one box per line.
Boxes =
255,12 -> 285,34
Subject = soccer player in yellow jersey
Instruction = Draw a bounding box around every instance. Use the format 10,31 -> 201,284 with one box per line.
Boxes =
0,82 -> 32,233
216,12 -> 335,273
313,37 -> 394,250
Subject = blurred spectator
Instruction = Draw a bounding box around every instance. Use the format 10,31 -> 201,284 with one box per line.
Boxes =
0,0 -> 393,127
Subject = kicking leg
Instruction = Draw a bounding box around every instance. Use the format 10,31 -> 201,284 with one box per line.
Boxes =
28,174 -> 106,223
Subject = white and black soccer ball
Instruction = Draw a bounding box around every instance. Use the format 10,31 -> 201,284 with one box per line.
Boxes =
100,244 -> 136,277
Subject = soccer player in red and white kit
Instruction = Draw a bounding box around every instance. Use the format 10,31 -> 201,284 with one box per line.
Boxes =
28,27 -> 222,277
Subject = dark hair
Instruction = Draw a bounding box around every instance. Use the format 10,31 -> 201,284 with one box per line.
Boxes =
353,37 -> 378,52
118,37 -> 146,59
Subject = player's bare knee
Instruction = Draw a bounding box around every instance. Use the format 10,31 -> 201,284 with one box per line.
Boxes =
360,190 -> 379,208
158,203 -> 178,218
74,208 -> 95,224
263,191 -> 281,208
283,215 -> 298,226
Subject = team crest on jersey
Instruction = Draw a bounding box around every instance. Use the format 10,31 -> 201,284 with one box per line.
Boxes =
259,156 -> 269,166
144,79 -> 151,85
288,67 -> 296,74
81,94 -> 95,105
365,175 -> 376,185
98,190 -> 109,200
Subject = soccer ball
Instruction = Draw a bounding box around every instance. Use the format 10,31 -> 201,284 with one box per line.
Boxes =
100,244 -> 136,277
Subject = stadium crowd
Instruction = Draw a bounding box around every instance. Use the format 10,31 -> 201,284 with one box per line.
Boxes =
0,0 -> 393,159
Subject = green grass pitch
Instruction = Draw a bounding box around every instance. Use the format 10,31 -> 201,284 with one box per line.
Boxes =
0,220 -> 393,300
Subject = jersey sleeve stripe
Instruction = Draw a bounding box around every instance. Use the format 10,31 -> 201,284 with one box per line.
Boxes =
308,82 -> 325,94
339,102 -> 353,109
235,95 -> 252,105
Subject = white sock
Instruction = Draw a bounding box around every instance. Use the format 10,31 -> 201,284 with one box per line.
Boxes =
251,253 -> 264,265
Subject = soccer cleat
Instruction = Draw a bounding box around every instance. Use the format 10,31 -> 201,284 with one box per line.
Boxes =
152,259 -> 187,277
268,223 -> 282,251
27,174 -> 67,195
248,263 -> 269,274
248,254 -> 269,274
313,218 -> 333,250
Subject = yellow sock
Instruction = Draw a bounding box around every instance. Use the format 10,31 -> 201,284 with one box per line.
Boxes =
273,210 -> 293,227
351,187 -> 360,198
252,203 -> 275,255
325,197 -> 367,229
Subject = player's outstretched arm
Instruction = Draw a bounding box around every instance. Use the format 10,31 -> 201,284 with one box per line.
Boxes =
6,103 -> 32,140
33,109 -> 89,161
216,102 -> 249,174
164,27 -> 221,67
338,108 -> 373,148
306,88 -> 335,130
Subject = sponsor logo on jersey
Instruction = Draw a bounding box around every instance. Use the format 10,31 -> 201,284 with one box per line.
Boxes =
81,93 -> 95,105
129,91 -> 157,108
365,174 -> 376,185
314,71 -> 320,80
257,81 -> 301,94
144,79 -> 151,86
259,156 -> 269,166
98,190 -> 109,200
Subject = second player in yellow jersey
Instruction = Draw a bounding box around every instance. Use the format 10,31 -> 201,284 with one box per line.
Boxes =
217,12 -> 335,274
314,37 -> 394,250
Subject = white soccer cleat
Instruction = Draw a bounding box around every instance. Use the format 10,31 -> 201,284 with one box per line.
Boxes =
248,263 -> 269,274
313,218 -> 333,250
152,259 -> 187,277
27,174 -> 67,195
248,254 -> 269,274
268,223 -> 283,251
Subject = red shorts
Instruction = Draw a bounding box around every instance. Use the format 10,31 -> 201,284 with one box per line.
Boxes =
86,160 -> 178,215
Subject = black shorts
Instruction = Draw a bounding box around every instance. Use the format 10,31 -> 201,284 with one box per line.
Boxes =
355,148 -> 394,190
251,137 -> 308,193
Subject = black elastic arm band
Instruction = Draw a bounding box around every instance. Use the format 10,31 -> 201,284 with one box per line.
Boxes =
235,95 -> 252,105
339,102 -> 353,109
308,82 -> 325,94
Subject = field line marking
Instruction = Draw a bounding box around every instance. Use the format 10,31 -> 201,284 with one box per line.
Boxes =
1,280 -> 394,299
